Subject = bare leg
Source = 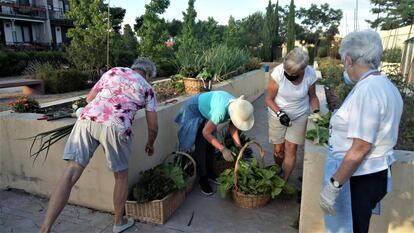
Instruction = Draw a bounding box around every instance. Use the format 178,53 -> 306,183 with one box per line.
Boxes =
40,161 -> 84,233
113,169 -> 128,226
283,140 -> 298,181
273,143 -> 285,167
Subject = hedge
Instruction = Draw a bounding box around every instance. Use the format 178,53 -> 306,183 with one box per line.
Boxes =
0,48 -> 67,77
34,69 -> 88,94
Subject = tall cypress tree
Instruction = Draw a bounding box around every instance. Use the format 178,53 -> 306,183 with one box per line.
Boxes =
180,0 -> 197,49
263,0 -> 274,61
273,0 -> 280,59
286,0 -> 295,53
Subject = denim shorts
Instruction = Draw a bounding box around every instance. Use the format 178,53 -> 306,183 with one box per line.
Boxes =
63,120 -> 132,172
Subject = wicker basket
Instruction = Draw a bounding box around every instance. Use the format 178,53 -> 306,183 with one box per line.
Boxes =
183,78 -> 209,94
125,191 -> 185,224
232,141 -> 271,208
163,151 -> 197,194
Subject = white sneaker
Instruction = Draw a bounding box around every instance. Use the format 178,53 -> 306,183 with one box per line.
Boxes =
113,217 -> 135,233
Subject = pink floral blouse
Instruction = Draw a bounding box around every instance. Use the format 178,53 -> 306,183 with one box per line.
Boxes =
80,67 -> 157,137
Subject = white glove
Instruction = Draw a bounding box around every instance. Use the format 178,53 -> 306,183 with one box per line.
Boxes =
308,112 -> 322,122
220,147 -> 234,162
319,179 -> 342,215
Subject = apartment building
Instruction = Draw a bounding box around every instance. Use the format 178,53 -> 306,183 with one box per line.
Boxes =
0,0 -> 72,50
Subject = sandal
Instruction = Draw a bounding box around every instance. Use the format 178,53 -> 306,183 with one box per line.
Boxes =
113,217 -> 135,233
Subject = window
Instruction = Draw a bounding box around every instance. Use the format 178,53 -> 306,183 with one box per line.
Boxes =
13,24 -> 31,43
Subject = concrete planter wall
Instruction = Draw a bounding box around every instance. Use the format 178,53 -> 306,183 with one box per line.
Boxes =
299,86 -> 414,233
0,70 -> 266,212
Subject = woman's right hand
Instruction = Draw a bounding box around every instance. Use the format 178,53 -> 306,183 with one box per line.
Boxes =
220,147 -> 234,162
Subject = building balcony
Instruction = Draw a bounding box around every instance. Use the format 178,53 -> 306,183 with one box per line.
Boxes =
0,1 -> 47,20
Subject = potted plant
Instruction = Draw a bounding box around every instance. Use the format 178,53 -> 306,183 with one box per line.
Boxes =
217,141 -> 285,208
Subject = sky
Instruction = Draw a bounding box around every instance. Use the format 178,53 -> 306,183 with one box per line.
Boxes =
110,0 -> 377,36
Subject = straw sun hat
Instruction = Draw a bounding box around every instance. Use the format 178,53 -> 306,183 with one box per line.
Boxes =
228,95 -> 254,131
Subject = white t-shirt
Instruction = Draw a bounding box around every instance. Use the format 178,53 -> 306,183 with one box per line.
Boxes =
268,64 -> 318,120
328,74 -> 403,176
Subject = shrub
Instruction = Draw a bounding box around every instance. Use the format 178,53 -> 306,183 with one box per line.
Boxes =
245,57 -> 262,71
203,44 -> 250,81
34,69 -> 89,94
0,48 -> 29,76
9,96 -> 40,113
317,46 -> 328,58
382,48 -> 402,63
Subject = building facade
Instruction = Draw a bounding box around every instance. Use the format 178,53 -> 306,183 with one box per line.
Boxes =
0,0 -> 72,50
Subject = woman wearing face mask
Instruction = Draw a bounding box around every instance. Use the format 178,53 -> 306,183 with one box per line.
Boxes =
319,30 -> 403,233
265,48 -> 320,182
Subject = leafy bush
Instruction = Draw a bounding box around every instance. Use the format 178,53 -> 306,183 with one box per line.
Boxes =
382,48 -> 402,63
131,163 -> 186,203
34,69 -> 88,94
175,49 -> 204,78
9,96 -> 40,113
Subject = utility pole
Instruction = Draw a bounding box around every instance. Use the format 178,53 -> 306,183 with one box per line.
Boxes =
107,0 -> 110,70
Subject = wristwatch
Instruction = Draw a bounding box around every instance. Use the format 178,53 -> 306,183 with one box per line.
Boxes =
313,109 -> 320,113
330,177 -> 343,188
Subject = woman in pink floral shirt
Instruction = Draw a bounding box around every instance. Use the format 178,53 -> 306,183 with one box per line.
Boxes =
40,58 -> 159,233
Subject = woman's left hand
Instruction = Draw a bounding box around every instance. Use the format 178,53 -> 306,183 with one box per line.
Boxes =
320,181 -> 342,215
145,143 -> 154,156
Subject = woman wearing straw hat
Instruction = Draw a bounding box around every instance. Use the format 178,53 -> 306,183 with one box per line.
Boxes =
175,90 -> 255,195
265,48 -> 320,182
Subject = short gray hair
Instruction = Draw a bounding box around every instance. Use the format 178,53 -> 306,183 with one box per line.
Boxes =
283,48 -> 309,73
131,57 -> 157,78
339,30 -> 383,69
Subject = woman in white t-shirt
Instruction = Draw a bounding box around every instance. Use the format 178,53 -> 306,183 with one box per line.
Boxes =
319,30 -> 403,233
265,48 -> 320,182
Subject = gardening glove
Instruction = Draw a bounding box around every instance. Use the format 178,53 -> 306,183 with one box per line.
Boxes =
319,179 -> 343,216
308,112 -> 322,123
220,147 -> 234,162
277,111 -> 292,127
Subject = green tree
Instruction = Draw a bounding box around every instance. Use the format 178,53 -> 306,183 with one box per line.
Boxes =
137,0 -> 170,61
123,24 -> 138,49
134,15 -> 144,32
367,0 -> 414,30
286,0 -> 295,52
179,0 -> 201,52
99,4 -> 126,33
224,16 -> 242,48
239,12 -> 264,55
297,3 -> 342,57
263,0 -> 280,61
197,17 -> 225,47
66,0 -> 108,71
166,19 -> 182,37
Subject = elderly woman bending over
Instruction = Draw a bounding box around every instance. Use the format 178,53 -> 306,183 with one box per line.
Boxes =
265,48 -> 320,182
40,58 -> 159,233
319,30 -> 403,233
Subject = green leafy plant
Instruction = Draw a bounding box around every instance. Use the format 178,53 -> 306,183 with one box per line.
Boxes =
132,163 -> 186,203
9,96 -> 40,113
382,48 -> 402,63
27,123 -> 75,163
216,128 -> 253,161
170,73 -> 185,92
218,158 -> 285,198
306,112 -> 332,147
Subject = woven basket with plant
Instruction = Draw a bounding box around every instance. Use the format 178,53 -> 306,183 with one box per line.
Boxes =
125,160 -> 187,224
218,141 -> 285,208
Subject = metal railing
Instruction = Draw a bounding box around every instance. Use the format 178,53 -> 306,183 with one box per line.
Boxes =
0,1 -> 47,19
